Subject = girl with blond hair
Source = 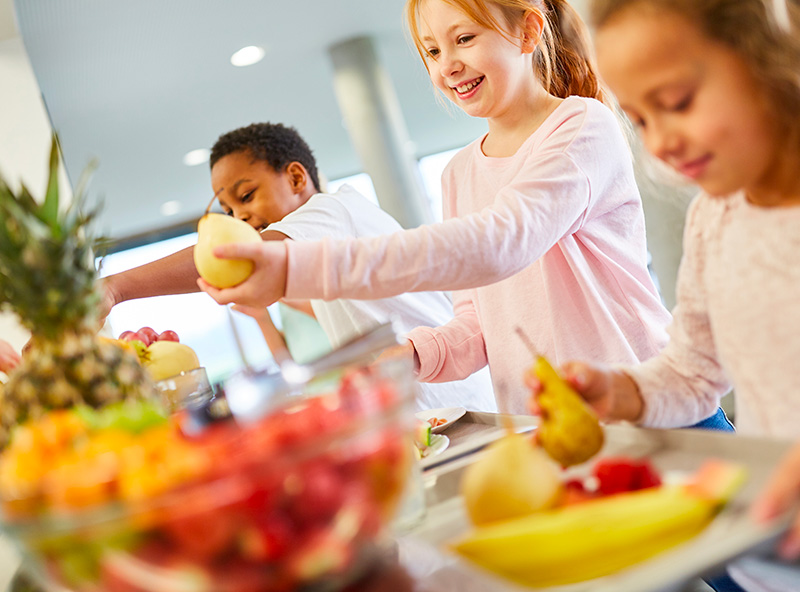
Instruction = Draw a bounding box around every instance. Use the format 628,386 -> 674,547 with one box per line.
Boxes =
197,0 -> 708,420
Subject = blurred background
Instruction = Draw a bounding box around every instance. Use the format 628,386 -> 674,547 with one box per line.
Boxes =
0,0 -> 694,383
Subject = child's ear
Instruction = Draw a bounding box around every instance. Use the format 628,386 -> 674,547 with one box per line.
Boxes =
521,9 -> 545,53
285,161 -> 308,193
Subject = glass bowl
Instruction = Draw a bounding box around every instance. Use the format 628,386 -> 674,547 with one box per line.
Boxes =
154,366 -> 213,411
0,358 -> 416,592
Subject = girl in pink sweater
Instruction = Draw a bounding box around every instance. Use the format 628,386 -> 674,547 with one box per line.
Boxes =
199,0 -> 675,415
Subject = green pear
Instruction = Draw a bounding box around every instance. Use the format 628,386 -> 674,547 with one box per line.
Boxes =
194,213 -> 262,288
462,432 -> 563,526
535,356 -> 604,467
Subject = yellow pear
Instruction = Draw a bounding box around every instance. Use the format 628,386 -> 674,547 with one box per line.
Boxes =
534,356 -> 604,467
144,341 -> 200,382
462,432 -> 563,526
194,213 -> 262,288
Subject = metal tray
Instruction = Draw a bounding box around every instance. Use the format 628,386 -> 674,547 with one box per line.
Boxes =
404,413 -> 795,592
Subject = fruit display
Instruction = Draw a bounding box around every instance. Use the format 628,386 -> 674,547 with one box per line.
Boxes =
0,363 -> 414,592
0,137 -> 153,448
529,355 -> 604,467
453,450 -> 746,587
194,212 -> 262,288
116,328 -> 201,382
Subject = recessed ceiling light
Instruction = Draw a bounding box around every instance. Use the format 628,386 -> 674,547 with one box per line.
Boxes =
231,45 -> 265,67
160,200 -> 181,217
183,148 -> 210,167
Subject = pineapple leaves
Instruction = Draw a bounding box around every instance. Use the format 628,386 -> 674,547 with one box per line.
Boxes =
41,134 -> 62,234
0,134 -> 107,340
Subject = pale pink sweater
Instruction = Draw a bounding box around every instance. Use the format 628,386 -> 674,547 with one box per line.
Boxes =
286,97 -> 671,413
627,192 -> 800,439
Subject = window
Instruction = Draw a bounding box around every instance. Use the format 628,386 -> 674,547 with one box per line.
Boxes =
97,235 -> 276,384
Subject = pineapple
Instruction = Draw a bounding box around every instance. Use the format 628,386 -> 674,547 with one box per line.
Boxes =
0,135 -> 153,446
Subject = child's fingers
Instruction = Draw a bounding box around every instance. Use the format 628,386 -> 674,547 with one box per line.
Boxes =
525,373 -> 542,416
752,445 -> 800,521
197,278 -> 237,305
750,445 -> 800,560
560,361 -> 596,397
212,242 -> 261,261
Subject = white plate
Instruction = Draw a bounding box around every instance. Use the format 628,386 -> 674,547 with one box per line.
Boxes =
415,407 -> 467,434
423,434 -> 449,459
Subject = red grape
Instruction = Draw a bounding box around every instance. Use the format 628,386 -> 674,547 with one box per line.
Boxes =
138,327 -> 159,344
158,330 -> 180,343
118,330 -> 136,341
132,331 -> 154,347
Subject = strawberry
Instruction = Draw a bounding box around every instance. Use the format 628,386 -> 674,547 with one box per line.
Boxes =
593,457 -> 663,496
632,459 -> 662,490
594,457 -> 637,495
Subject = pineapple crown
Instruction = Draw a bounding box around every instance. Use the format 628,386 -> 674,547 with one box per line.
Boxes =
0,135 -> 106,340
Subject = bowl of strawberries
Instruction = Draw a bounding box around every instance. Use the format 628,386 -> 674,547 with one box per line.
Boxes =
0,356 -> 416,592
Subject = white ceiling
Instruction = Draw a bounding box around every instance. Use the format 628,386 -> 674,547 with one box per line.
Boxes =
12,0 -> 491,241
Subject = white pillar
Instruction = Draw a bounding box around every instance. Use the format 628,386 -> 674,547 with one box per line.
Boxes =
329,36 -> 432,228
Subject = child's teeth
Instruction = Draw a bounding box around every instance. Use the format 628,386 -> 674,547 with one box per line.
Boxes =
456,78 -> 481,93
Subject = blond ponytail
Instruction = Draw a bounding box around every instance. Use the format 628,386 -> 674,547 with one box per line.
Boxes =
538,0 -> 612,107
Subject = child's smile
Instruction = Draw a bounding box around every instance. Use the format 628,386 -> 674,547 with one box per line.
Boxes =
419,0 -> 537,124
595,7 -> 783,202
453,76 -> 485,99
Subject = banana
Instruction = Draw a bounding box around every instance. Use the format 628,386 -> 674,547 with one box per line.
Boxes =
451,461 -> 746,587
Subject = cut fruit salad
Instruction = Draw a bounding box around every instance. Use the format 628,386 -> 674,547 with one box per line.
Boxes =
0,367 -> 413,592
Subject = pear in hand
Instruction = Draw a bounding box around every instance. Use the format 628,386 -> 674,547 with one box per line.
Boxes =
534,356 -> 604,467
462,432 -> 563,526
194,213 -> 262,288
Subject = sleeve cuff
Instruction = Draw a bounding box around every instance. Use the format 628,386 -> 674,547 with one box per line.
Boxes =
405,326 -> 444,382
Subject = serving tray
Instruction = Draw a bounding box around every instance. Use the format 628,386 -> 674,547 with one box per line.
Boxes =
407,413 -> 795,592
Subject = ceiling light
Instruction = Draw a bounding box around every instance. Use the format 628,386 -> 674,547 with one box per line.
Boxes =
231,45 -> 265,67
183,148 -> 210,167
160,200 -> 181,217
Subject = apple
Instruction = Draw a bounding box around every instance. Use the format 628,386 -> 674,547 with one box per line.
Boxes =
158,330 -> 180,342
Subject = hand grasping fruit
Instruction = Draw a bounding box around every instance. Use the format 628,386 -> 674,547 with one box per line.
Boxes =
515,329 -> 604,467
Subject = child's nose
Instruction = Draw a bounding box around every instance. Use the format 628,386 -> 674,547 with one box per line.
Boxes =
438,50 -> 462,78
645,122 -> 682,161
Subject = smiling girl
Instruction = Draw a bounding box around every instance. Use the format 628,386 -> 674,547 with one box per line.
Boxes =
197,0 -> 690,417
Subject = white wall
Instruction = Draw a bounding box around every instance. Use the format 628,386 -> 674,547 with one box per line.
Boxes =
0,36 -> 71,355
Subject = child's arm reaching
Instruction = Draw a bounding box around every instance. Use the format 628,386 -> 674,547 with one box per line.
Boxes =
231,304 -> 292,366
406,293 -> 489,383
199,151 -> 590,308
